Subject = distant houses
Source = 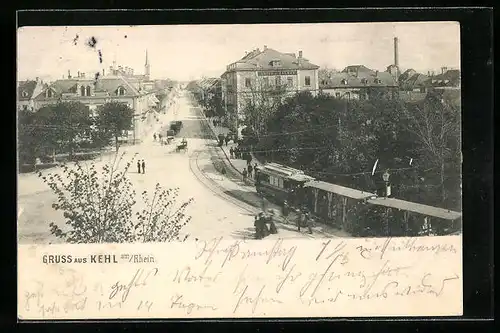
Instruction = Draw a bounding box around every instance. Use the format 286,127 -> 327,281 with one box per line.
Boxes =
319,65 -> 399,100
17,50 -> 177,143
17,78 -> 45,111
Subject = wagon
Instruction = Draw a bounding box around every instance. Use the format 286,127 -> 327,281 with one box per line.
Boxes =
175,140 -> 188,153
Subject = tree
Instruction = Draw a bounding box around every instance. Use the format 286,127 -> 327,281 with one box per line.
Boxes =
53,101 -> 93,159
18,102 -> 92,165
39,152 -> 193,243
402,90 -> 461,207
240,76 -> 288,139
95,101 -> 134,152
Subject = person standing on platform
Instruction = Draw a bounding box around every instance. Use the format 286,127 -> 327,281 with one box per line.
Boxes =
242,168 -> 248,182
137,160 -> 141,174
141,160 -> 146,174
153,133 -> 157,141
247,163 -> 253,179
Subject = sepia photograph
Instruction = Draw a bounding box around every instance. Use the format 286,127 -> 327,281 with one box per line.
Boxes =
17,20 -> 464,319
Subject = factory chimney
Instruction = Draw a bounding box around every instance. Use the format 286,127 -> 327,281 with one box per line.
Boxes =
394,37 -> 399,67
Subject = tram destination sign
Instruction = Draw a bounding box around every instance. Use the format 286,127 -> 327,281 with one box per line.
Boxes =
258,70 -> 297,76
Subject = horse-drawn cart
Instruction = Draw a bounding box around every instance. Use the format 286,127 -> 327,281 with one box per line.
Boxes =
175,139 -> 188,153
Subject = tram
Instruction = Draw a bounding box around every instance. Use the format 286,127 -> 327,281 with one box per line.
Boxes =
254,163 -> 315,205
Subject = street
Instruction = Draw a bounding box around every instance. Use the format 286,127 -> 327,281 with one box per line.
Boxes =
17,89 -> 321,244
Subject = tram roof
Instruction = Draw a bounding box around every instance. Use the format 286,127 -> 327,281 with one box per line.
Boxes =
258,163 -> 307,177
367,197 -> 462,220
304,180 -> 375,200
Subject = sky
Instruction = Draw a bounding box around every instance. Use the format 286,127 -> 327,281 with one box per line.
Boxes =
17,22 -> 460,82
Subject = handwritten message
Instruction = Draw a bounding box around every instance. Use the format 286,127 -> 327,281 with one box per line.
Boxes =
18,236 -> 463,319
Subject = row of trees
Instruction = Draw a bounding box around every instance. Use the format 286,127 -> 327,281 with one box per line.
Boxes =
18,101 -> 134,165
244,90 -> 461,211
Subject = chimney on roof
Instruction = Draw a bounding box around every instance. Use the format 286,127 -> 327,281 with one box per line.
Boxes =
394,37 -> 399,67
298,50 -> 303,58
81,72 -> 85,78
441,66 -> 447,74
77,71 -> 80,78
68,70 -> 71,79
264,45 -> 267,50
103,68 -> 105,77
375,70 -> 379,77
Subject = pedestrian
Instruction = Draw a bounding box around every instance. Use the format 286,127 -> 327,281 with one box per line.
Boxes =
305,212 -> 313,234
246,153 -> 252,165
229,147 -> 234,159
254,163 -> 258,172
298,210 -> 306,232
159,133 -> 162,141
153,133 -> 157,141
247,163 -> 253,179
242,168 -> 248,181
225,135 -> 230,146
141,159 -> 146,174
137,160 -> 141,174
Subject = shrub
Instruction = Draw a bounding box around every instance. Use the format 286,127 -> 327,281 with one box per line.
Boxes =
39,152 -> 193,243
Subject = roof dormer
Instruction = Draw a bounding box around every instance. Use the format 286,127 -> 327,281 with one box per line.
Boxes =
117,86 -> 127,96
341,79 -> 348,85
45,88 -> 55,98
21,91 -> 28,98
270,60 -> 282,67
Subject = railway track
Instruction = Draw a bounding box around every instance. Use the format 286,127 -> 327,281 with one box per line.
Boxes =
187,111 -> 318,239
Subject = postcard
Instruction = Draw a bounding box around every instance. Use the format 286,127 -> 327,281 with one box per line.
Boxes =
17,21 -> 462,319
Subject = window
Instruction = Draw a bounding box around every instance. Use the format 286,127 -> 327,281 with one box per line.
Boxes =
263,77 -> 269,87
305,76 -> 311,86
287,77 -> 293,88
46,89 -> 53,98
341,79 -> 348,85
80,86 -> 85,96
21,91 -> 28,98
117,87 -> 126,96
335,92 -> 341,98
361,78 -> 368,84
275,76 -> 281,87
245,78 -> 251,88
86,86 -> 91,96
374,78 -> 381,84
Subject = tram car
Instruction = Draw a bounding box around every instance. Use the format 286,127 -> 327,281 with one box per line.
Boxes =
254,162 -> 462,237
254,163 -> 315,205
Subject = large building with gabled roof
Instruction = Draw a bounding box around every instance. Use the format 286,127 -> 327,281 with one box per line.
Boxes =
221,45 -> 320,131
32,73 -> 161,143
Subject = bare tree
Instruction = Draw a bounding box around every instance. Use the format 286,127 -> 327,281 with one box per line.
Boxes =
240,75 -> 289,138
402,90 -> 461,204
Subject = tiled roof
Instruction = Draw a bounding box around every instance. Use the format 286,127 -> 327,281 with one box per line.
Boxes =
399,69 -> 417,82
18,80 -> 38,101
342,65 -> 375,75
34,76 -> 140,100
320,71 -> 398,88
402,73 -> 430,90
232,47 -> 319,71
197,77 -> 220,90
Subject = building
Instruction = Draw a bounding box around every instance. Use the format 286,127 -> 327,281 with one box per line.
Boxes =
192,77 -> 221,104
17,78 -> 45,111
398,67 -> 460,102
31,51 -> 164,143
221,46 -> 320,131
320,66 -> 399,100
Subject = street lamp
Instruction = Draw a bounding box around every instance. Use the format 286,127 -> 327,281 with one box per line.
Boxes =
382,169 -> 391,198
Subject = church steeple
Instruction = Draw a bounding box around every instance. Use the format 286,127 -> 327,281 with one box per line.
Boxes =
144,49 -> 150,80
